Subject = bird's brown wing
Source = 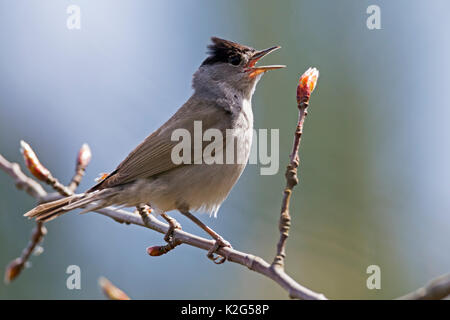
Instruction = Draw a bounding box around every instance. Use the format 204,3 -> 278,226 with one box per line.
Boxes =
89,99 -> 231,191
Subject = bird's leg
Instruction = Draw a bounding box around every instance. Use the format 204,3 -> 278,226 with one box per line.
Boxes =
180,210 -> 231,264
136,204 -> 181,244
160,213 -> 182,244
136,203 -> 151,221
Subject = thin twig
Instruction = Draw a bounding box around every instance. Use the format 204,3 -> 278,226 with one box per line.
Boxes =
68,144 -> 91,192
46,176 -> 72,196
20,140 -> 72,196
1,142 -> 89,283
272,107 -> 306,269
398,273 -> 450,300
4,222 -> 47,283
272,68 -> 317,269
0,154 -> 46,200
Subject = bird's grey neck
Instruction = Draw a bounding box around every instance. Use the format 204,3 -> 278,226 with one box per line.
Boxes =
192,69 -> 256,114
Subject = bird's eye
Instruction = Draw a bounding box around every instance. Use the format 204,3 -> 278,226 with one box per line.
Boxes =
229,55 -> 241,66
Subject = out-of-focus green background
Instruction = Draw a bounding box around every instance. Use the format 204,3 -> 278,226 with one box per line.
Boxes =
0,0 -> 449,299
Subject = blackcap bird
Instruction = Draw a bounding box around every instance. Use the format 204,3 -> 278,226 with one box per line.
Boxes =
25,37 -> 285,263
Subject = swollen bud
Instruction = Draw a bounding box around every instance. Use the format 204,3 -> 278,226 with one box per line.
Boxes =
98,277 -> 130,300
146,246 -> 165,256
297,67 -> 319,104
20,140 -> 51,182
77,143 -> 92,168
4,258 -> 23,284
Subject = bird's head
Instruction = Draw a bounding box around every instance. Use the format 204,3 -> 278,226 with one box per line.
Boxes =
193,37 -> 285,99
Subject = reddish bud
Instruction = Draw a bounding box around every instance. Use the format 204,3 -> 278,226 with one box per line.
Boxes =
20,140 -> 51,182
146,245 -> 165,256
77,143 -> 92,168
4,258 -> 23,284
98,277 -> 130,300
297,67 -> 319,104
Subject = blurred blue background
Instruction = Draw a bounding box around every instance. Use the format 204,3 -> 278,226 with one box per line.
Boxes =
0,0 -> 449,299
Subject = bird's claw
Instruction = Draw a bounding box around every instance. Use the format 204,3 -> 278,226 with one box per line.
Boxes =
164,219 -> 182,244
207,237 -> 231,264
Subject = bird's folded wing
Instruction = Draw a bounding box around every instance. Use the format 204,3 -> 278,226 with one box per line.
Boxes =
90,100 -> 231,191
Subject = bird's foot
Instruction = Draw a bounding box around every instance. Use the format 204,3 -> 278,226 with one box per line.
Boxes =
178,210 -> 231,264
146,213 -> 182,257
161,213 -> 182,244
207,236 -> 232,264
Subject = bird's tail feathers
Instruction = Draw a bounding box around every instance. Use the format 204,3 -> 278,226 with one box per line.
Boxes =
24,190 -> 114,222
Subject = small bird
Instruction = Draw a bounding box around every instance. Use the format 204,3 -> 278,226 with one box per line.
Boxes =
25,37 -> 285,263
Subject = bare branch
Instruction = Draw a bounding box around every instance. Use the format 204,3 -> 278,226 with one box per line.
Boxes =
1,68 -> 447,300
4,222 -> 47,284
2,140 -> 449,300
398,273 -> 450,300
273,68 -> 319,269
20,140 -> 72,196
95,205 -> 328,300
0,154 -> 46,200
68,143 -> 91,192
2,142 -> 90,283
0,152 -> 326,300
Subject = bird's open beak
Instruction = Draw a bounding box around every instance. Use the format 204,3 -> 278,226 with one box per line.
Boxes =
246,46 -> 286,78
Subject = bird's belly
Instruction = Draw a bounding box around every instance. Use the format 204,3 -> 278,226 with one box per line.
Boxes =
140,127 -> 253,216
158,163 -> 247,215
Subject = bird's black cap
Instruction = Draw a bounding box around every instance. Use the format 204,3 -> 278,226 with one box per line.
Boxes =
201,37 -> 254,66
